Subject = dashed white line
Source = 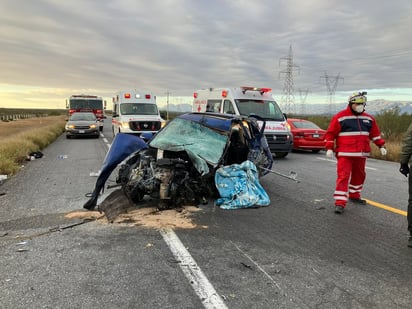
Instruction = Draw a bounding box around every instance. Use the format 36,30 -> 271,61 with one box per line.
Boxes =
160,228 -> 227,309
102,132 -> 226,308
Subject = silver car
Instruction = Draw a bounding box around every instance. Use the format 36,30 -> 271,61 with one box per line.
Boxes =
65,112 -> 100,139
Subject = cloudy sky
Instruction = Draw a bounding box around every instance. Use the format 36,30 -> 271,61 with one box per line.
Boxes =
1,0 -> 412,110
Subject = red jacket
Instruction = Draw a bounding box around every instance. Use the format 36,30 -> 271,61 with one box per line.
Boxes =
325,105 -> 385,157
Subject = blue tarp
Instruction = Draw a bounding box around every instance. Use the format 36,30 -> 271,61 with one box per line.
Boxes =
214,160 -> 270,209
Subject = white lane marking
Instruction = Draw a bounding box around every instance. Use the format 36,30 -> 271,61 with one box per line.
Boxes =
100,133 -> 111,149
316,157 -> 377,170
103,132 -> 225,307
160,228 -> 227,309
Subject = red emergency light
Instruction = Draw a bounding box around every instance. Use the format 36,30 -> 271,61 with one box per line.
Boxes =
241,86 -> 272,95
221,90 -> 228,98
124,93 -> 131,99
193,92 -> 198,98
145,94 -> 151,99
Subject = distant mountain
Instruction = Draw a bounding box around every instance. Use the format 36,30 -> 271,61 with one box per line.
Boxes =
159,103 -> 192,113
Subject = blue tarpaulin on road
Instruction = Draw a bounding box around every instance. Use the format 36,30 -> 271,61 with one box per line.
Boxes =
214,160 -> 270,209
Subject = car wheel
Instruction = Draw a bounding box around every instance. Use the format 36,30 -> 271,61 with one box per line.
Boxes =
66,135 -> 70,139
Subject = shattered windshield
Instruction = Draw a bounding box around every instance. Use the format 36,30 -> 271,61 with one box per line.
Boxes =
149,118 -> 228,165
235,99 -> 284,121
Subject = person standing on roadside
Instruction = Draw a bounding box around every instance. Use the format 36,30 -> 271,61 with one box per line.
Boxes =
325,91 -> 386,214
399,123 -> 412,247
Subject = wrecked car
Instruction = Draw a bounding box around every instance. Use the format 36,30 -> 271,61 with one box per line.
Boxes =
83,112 -> 273,211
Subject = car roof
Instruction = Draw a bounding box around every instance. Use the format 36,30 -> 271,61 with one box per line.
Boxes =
178,112 -> 246,132
287,118 -> 310,122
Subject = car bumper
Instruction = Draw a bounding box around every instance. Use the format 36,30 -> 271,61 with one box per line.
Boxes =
265,133 -> 294,153
66,129 -> 100,137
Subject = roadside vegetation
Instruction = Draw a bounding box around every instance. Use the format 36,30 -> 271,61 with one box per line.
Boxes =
0,115 -> 66,175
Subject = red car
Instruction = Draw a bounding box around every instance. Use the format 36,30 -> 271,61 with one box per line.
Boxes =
287,118 -> 326,153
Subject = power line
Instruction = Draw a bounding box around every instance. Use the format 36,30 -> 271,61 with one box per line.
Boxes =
320,72 -> 344,115
298,88 -> 310,115
279,45 -> 300,114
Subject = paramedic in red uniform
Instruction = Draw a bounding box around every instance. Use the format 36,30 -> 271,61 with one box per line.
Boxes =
325,91 -> 387,214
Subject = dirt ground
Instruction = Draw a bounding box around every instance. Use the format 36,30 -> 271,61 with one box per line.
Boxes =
65,189 -> 206,230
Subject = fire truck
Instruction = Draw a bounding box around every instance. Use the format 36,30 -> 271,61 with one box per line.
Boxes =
66,94 -> 106,131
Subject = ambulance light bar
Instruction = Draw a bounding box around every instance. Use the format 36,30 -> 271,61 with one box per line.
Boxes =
240,87 -> 272,95
123,93 -> 151,99
71,94 -> 99,98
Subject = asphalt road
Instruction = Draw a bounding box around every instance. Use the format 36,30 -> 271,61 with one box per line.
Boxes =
1,120 -> 412,309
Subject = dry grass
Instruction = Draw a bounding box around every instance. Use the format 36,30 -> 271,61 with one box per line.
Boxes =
0,116 -> 66,175
370,139 -> 401,162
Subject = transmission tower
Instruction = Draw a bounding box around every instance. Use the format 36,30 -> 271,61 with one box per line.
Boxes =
298,88 -> 310,115
320,72 -> 344,115
279,45 -> 299,114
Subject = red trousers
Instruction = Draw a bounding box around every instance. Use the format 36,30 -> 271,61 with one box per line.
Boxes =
334,156 -> 366,207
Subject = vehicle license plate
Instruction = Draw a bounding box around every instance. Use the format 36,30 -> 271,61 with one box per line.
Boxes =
79,130 -> 85,134
313,134 -> 319,138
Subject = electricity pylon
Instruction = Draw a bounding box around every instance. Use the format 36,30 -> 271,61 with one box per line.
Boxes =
298,88 -> 310,115
321,72 -> 344,115
279,45 -> 299,114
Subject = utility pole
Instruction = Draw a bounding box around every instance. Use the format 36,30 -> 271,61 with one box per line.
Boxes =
320,72 -> 344,115
298,88 -> 310,115
165,90 -> 170,120
279,45 -> 300,114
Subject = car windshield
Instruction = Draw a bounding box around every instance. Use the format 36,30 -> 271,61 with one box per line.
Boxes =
70,113 -> 96,121
292,121 -> 320,129
120,103 -> 158,115
69,99 -> 102,109
235,99 -> 285,121
149,118 -> 228,172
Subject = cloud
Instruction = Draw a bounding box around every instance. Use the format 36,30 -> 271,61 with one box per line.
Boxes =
0,0 -> 412,108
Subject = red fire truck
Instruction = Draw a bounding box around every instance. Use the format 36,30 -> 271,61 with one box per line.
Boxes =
66,94 -> 106,131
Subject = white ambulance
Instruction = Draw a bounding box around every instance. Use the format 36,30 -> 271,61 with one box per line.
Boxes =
193,87 -> 293,157
112,89 -> 165,137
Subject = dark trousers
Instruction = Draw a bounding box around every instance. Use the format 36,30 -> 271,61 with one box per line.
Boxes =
409,173 -> 412,233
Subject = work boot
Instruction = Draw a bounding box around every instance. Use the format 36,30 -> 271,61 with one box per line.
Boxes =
408,236 -> 412,248
334,205 -> 344,214
349,198 -> 367,205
